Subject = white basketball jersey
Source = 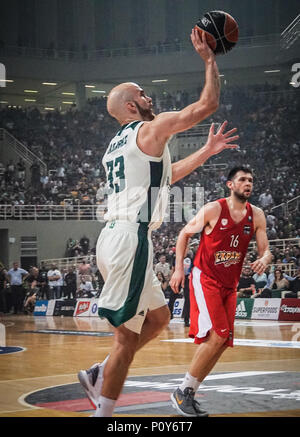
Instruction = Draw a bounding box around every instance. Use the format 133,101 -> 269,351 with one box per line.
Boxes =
100,121 -> 172,230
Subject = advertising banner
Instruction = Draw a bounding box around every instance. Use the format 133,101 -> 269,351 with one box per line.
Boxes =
279,299 -> 300,321
74,299 -> 92,317
46,300 -> 56,316
89,298 -> 99,317
251,298 -> 281,320
33,300 -> 48,316
55,299 -> 77,316
235,298 -> 254,319
53,300 -> 65,316
173,298 -> 184,318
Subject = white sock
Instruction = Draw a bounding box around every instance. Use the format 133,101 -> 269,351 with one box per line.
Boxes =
93,395 -> 116,417
179,372 -> 201,393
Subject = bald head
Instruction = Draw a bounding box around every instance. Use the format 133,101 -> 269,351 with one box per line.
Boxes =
107,82 -> 140,122
107,82 -> 154,125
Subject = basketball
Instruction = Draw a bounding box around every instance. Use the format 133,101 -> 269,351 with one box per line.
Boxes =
195,11 -> 239,55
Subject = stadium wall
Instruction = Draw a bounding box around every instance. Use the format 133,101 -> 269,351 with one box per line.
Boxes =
1,0 -> 297,51
3,43 -> 298,86
0,220 -> 105,269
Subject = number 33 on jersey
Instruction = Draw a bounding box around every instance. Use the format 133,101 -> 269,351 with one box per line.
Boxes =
101,121 -> 172,231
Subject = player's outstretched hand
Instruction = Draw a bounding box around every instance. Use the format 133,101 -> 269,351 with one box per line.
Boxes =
204,121 -> 239,157
191,27 -> 215,62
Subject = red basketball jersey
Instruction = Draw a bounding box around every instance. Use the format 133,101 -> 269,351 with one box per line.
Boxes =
193,198 -> 254,289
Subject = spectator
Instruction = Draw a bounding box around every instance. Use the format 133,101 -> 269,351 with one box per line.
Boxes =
266,223 -> 278,240
38,262 -> 49,300
64,266 -> 77,299
259,189 -> 273,209
266,209 -> 276,228
16,159 -> 26,181
252,271 -> 268,289
77,275 -> 94,298
6,261 -> 29,314
24,282 -> 38,314
154,255 -> 171,279
270,268 -> 289,291
237,266 -> 256,298
60,268 -> 68,298
80,235 -> 90,255
156,271 -> 169,296
182,256 -> 192,327
167,279 -> 180,320
89,258 -> 98,287
78,259 -> 91,277
25,267 -> 41,297
47,264 -> 62,299
282,250 -> 297,265
284,267 -> 300,298
30,160 -> 41,190
0,263 -> 8,313
95,268 -> 105,293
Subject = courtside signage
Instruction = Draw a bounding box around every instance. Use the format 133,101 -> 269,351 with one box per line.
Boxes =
89,299 -> 99,317
173,299 -> 184,318
46,300 -> 56,316
251,298 -> 281,320
74,299 -> 91,317
235,298 -> 254,319
53,299 -> 77,316
33,300 -> 48,316
279,298 -> 300,321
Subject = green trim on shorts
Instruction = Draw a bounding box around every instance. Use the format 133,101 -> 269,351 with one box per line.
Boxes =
98,224 -> 149,327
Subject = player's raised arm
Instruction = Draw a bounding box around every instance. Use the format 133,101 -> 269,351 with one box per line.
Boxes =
138,29 -> 220,157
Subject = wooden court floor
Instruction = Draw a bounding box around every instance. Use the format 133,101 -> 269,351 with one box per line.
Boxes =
0,314 -> 299,418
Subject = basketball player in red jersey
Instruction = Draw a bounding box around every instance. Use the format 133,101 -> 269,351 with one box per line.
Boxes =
170,166 -> 272,416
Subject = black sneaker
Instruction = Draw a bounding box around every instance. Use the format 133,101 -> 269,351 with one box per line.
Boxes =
171,387 -> 208,417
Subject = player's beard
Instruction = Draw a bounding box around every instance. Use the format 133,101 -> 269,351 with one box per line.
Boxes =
134,101 -> 155,121
233,189 -> 250,203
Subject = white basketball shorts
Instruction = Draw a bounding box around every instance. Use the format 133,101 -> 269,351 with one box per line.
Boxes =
96,220 -> 166,334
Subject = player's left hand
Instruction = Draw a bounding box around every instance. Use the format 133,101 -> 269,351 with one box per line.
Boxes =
251,258 -> 267,275
170,269 -> 185,294
204,121 -> 239,156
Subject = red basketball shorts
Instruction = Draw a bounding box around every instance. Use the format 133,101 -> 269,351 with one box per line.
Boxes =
189,266 -> 237,347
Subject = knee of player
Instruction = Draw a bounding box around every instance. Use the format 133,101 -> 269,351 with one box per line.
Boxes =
148,305 -> 170,331
114,328 -> 139,358
210,329 -> 229,348
156,305 -> 171,330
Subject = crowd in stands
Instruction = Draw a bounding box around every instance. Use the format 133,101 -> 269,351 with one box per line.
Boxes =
0,258 -> 105,315
0,82 -> 299,314
237,263 -> 300,299
0,83 -> 299,234
1,242 -> 299,317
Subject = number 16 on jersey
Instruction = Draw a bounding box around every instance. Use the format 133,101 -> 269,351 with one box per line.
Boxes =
230,234 -> 239,248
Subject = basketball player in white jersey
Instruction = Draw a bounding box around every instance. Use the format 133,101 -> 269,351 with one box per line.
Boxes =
77,28 -> 239,417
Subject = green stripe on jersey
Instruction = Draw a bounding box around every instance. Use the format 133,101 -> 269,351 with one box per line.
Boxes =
116,120 -> 141,137
98,224 -> 148,327
138,160 -> 163,224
